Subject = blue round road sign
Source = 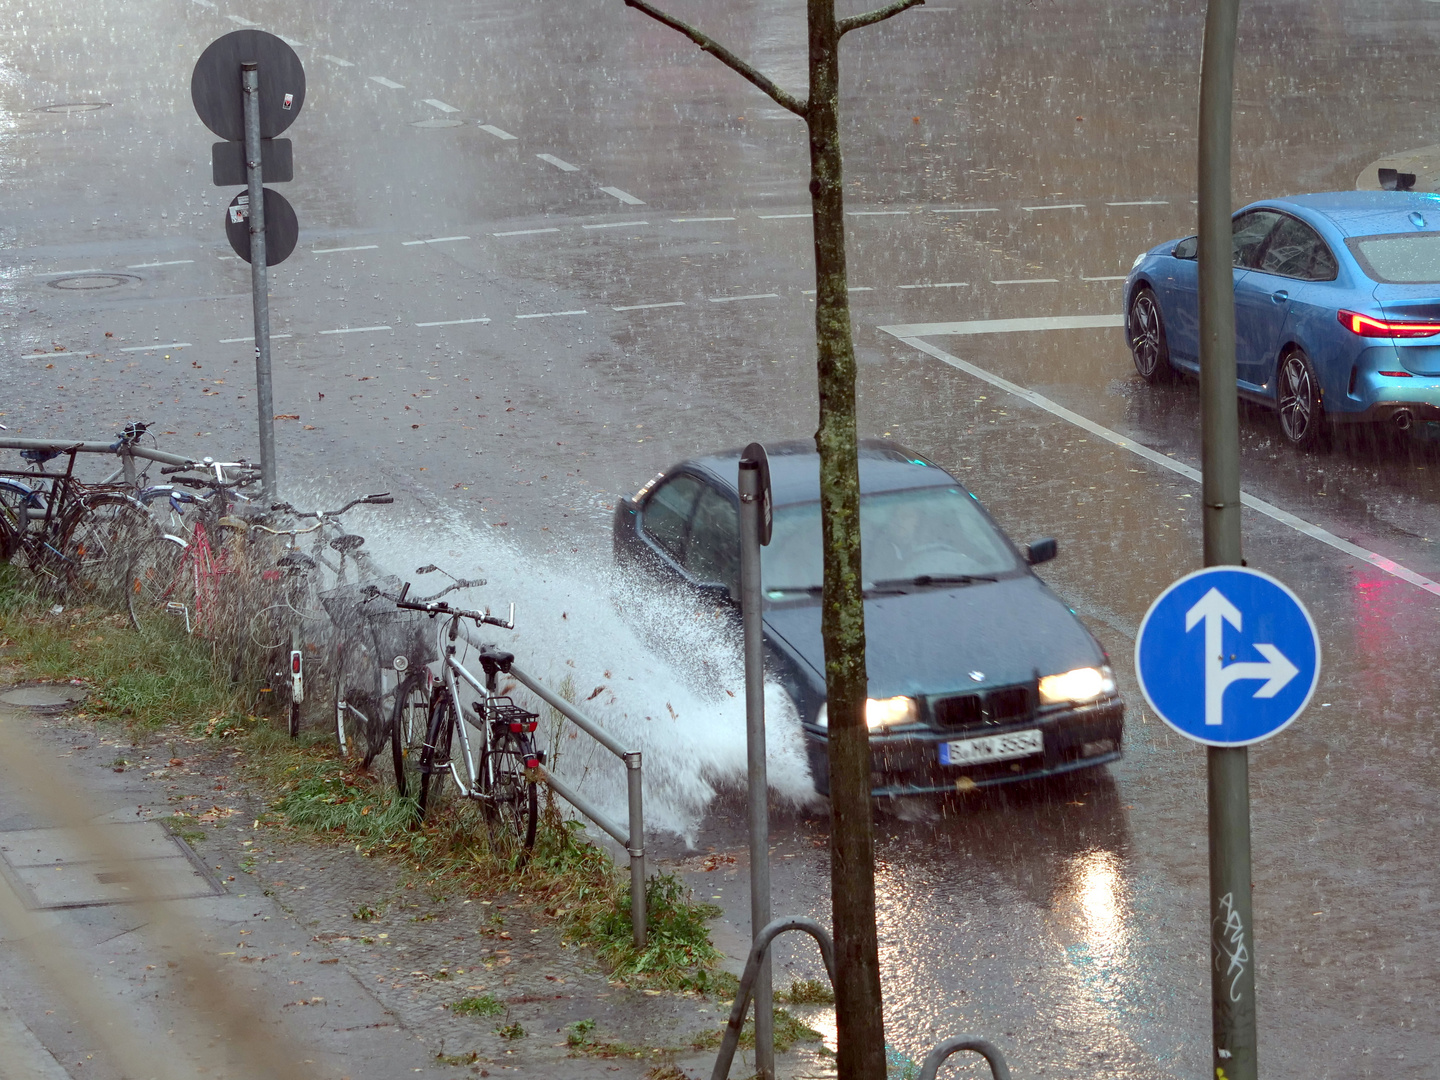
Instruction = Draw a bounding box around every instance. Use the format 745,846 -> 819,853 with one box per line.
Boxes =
1135,566 -> 1320,747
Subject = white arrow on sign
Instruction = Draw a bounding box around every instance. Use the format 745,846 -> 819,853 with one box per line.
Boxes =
1185,588 -> 1301,726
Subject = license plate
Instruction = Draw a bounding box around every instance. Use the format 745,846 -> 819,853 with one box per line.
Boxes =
939,728 -> 1043,766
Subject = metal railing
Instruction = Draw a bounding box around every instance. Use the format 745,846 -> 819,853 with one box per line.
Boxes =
504,660 -> 647,949
0,437 -> 195,484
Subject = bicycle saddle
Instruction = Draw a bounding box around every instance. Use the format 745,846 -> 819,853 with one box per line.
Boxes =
20,449 -> 61,465
330,533 -> 365,553
277,551 -> 318,571
477,646 -> 515,677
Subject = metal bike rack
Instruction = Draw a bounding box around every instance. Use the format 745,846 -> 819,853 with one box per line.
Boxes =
502,660 -> 648,950
916,1036 -> 1013,1080
0,437 -> 193,476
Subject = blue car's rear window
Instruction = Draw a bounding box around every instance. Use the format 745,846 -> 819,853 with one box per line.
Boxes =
1347,232 -> 1440,283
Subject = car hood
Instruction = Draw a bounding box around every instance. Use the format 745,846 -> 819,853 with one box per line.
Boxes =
762,574 -> 1105,698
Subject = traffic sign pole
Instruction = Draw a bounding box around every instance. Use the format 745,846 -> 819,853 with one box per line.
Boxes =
242,60 -> 277,501
1197,0 -> 1256,1074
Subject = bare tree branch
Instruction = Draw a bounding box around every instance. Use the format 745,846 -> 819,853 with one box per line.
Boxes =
623,0 -> 809,118
838,0 -> 925,36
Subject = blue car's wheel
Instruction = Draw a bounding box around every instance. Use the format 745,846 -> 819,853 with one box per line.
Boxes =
1128,288 -> 1172,383
1277,347 -> 1325,450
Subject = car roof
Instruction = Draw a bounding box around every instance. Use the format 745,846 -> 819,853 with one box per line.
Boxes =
677,439 -> 959,506
1250,190 -> 1440,238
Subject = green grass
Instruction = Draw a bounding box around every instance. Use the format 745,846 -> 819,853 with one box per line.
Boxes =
494,1021 -> 526,1040
449,994 -> 505,1017
779,977 -> 835,1005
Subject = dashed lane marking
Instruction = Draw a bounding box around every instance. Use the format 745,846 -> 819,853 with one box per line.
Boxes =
600,186 -> 645,205
537,154 -> 579,172
318,325 -> 393,335
313,245 -> 379,254
670,217 -> 735,223
879,320 -> 1440,598
127,260 -> 195,268
801,286 -> 873,294
401,236 -> 470,245
708,293 -> 780,303
897,282 -> 969,290
516,310 -> 588,319
225,14 -> 257,25
118,342 -> 192,352
219,334 -> 293,343
321,54 -> 354,66
423,99 -> 459,113
35,269 -> 101,276
479,124 -> 516,140
492,228 -> 560,237
369,76 -> 405,89
279,35 -> 306,47
416,318 -> 491,327
1106,200 -> 1169,207
848,210 -> 910,216
885,316 -> 1122,336
759,213 -> 809,219
1081,275 -> 1129,282
992,278 -> 1060,285
582,221 -> 648,230
1022,203 -> 1086,212
612,301 -> 685,312
931,207 -> 999,214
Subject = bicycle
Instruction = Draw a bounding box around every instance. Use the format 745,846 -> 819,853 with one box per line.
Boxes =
387,579 -> 540,857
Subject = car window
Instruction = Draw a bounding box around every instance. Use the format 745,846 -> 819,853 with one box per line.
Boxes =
1346,232 -> 1440,283
641,474 -> 702,563
762,486 -> 1021,595
684,485 -> 740,593
1232,210 -> 1282,269
1259,215 -> 1338,281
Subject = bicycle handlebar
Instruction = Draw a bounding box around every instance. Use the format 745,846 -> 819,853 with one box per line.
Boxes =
268,492 -> 393,519
394,597 -> 514,629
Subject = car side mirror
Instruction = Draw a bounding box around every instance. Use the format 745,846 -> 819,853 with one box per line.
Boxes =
1172,236 -> 1198,260
1025,537 -> 1058,565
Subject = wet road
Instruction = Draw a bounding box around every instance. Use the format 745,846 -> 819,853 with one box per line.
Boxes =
4,0 -> 1440,1075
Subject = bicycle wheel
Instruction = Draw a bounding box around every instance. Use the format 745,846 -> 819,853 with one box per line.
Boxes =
62,494 -> 157,603
123,534 -> 189,629
480,730 -> 538,858
389,670 -> 429,798
417,692 -> 458,822
332,636 -> 387,766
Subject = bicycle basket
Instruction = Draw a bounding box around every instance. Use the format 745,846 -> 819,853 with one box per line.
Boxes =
318,576 -> 430,664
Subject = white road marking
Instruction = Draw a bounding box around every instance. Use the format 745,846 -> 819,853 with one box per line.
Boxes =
1106,200 -> 1169,207
801,287 -> 873,294
369,76 -> 405,89
225,14 -> 257,25
848,210 -> 910,216
190,0 -> 216,8
1081,275 -> 1128,282
423,99 -> 459,113
1022,203 -> 1085,212
279,35 -> 306,47
319,325 -> 393,335
479,124 -> 516,140
600,186 -> 645,205
313,245 -> 379,254
401,236 -> 470,245
127,260 -> 195,268
492,228 -> 560,237
321,54 -> 354,66
932,207 -> 999,214
897,282 -> 969,290
37,269 -> 101,276
670,216 -> 736,223
612,301 -> 686,312
118,342 -> 192,352
992,278 -> 1060,285
416,318 -> 491,327
537,154 -> 579,172
219,334 -> 293,343
885,315 -> 1122,336
759,213 -> 809,219
516,310 -> 587,319
709,293 -> 780,303
582,220 -> 648,230
879,323 -> 1440,598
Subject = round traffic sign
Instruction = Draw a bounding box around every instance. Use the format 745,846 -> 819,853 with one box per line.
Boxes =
192,30 -> 305,141
225,188 -> 299,266
1135,566 -> 1320,747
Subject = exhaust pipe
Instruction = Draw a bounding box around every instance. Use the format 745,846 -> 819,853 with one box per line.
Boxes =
1394,409 -> 1414,432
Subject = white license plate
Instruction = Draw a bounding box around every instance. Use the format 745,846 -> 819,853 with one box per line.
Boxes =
939,728 -> 1043,766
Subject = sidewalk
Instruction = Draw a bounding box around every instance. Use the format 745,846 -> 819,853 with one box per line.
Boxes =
0,692 -> 836,1080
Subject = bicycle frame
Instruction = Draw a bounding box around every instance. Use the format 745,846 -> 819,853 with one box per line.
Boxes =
431,612 -> 501,799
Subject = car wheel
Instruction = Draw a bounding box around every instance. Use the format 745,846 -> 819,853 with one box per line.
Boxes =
1277,347 -> 1325,450
1128,288 -> 1172,383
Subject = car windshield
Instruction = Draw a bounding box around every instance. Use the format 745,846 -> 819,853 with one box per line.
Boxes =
761,486 -> 1020,596
1347,232 -> 1440,283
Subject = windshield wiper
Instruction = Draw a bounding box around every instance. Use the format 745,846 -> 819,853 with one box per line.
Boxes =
867,573 -> 998,590
764,585 -> 825,596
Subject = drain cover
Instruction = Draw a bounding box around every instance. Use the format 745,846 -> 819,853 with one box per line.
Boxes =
37,102 -> 110,114
0,821 -> 222,909
47,273 -> 137,290
0,685 -> 85,711
411,118 -> 464,129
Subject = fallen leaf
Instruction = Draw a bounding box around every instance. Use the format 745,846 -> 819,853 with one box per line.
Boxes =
274,414 -> 300,420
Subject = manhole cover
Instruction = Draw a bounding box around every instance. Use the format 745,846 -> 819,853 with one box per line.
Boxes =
0,685 -> 86,711
411,117 -> 464,129
37,102 -> 110,114
47,273 -> 137,290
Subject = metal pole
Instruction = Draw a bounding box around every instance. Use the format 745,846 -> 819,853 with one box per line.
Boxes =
241,60 -> 277,501
1197,2 -> 1257,1077
624,751 -> 647,949
738,456 -> 774,1080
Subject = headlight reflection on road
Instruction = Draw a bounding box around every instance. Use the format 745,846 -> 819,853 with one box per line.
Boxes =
1072,849 -> 1126,955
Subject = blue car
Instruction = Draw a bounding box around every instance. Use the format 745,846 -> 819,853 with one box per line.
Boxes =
1124,190 -> 1440,448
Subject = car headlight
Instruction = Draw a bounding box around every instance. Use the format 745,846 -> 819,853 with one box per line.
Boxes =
813,696 -> 919,731
1038,665 -> 1116,706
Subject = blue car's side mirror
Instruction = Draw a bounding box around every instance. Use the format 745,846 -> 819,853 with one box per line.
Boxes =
1025,537 -> 1058,565
1172,236 -> 1198,260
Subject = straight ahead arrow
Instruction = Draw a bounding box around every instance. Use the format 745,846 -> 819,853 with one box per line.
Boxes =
1186,588 -> 1300,726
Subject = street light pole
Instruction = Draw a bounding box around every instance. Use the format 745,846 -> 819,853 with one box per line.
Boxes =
1197,2 -> 1257,1078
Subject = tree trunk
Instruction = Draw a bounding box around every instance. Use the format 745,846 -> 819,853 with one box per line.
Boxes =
807,4 -> 884,1079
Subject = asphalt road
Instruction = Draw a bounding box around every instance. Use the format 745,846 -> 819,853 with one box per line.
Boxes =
4,0 -> 1440,1076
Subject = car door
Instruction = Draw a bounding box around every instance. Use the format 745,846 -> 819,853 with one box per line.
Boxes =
1265,222 -> 1343,396
1236,213 -> 1334,390
1159,235 -> 1200,366
637,472 -> 704,583
1230,209 -> 1284,385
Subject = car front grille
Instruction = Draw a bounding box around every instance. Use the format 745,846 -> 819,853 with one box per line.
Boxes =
931,683 -> 1034,730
